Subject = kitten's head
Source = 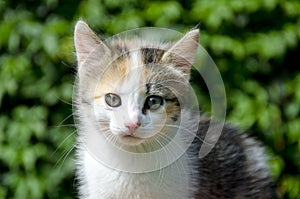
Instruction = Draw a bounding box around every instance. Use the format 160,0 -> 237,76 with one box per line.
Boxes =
74,21 -> 199,148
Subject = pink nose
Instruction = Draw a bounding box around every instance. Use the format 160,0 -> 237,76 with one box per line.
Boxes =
125,122 -> 141,132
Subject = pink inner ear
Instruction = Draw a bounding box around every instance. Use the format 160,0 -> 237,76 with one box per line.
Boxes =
161,29 -> 199,77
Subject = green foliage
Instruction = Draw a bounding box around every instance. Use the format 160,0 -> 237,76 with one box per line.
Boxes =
0,0 -> 299,198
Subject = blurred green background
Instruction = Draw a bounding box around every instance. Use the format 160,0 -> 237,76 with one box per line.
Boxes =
0,0 -> 299,198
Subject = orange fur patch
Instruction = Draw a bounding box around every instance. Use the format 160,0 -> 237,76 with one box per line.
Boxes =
94,57 -> 134,99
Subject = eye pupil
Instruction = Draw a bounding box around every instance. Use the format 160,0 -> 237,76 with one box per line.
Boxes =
105,93 -> 121,107
145,95 -> 163,111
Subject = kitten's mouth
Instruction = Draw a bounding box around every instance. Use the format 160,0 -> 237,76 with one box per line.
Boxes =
122,134 -> 136,138
118,133 -> 145,145
121,134 -> 141,139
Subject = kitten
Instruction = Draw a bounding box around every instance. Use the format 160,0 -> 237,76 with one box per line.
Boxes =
73,20 -> 276,199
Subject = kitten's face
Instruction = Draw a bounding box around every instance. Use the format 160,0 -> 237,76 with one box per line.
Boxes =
93,50 -> 182,146
74,21 -> 199,147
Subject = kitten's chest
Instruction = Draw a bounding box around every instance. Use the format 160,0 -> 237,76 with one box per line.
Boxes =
83,150 -> 192,199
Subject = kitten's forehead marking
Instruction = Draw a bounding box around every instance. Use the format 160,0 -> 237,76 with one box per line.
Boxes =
141,47 -> 165,64
131,51 -> 139,69
94,49 -> 147,99
118,50 -> 144,95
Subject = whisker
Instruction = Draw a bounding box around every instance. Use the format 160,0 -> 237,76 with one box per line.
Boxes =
51,130 -> 77,158
99,127 -> 111,133
55,113 -> 74,128
55,143 -> 76,171
106,135 -> 118,146
50,124 -> 76,128
154,124 -> 212,145
97,121 -> 110,125
99,129 -> 118,145
56,95 -> 73,106
54,139 -> 76,171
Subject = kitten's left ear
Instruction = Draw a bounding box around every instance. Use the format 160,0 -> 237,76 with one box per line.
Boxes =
161,29 -> 199,78
74,20 -> 112,80
74,20 -> 110,65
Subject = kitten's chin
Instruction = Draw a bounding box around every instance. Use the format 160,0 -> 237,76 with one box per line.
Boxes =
117,135 -> 145,146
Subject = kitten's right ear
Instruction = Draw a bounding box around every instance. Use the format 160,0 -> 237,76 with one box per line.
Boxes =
74,20 -> 109,65
161,29 -> 199,79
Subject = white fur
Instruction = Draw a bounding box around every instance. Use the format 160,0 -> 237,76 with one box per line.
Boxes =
80,149 -> 192,199
76,110 -> 196,199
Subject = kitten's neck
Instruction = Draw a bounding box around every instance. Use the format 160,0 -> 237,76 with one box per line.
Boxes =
80,147 -> 193,198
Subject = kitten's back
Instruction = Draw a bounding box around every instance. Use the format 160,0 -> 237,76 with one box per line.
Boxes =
190,118 -> 277,198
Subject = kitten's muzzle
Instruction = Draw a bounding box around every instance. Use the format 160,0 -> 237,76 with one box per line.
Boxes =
125,122 -> 141,134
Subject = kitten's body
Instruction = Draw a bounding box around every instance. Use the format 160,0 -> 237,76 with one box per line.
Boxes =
73,21 -> 276,199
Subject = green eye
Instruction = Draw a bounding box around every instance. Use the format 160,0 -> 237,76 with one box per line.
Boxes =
144,95 -> 164,111
105,93 -> 121,107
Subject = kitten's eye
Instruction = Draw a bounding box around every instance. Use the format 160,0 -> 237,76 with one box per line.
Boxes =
105,93 -> 121,107
144,95 -> 164,111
